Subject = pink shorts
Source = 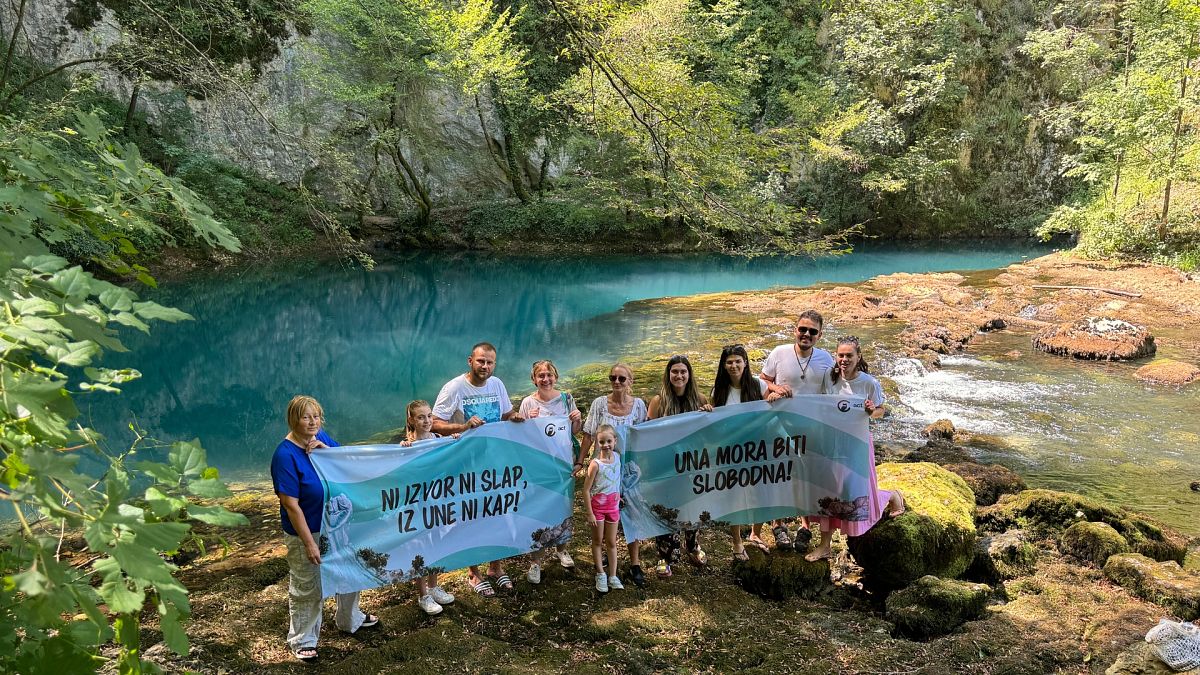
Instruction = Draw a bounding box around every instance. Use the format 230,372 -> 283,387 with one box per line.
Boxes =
590,492 -> 620,523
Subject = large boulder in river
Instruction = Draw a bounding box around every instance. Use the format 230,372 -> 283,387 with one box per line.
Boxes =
977,489 -> 1188,564
848,463 -> 977,591
1135,359 -> 1200,386
884,575 -> 991,640
1060,521 -> 1129,567
1033,317 -> 1156,360
1104,554 -> 1200,621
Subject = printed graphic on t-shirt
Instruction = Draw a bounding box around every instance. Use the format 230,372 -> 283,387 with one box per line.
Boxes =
463,394 -> 502,423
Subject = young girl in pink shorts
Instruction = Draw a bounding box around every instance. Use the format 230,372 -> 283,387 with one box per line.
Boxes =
585,424 -> 623,592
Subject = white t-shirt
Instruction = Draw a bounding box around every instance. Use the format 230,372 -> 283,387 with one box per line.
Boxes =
432,374 -> 513,424
760,344 -> 835,395
820,370 -> 885,406
583,396 -> 647,435
518,392 -> 579,418
723,379 -> 769,405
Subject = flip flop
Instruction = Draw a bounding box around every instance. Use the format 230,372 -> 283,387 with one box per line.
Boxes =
471,579 -> 495,597
804,550 -> 833,562
360,614 -> 380,628
745,537 -> 770,552
294,646 -> 318,661
493,574 -> 514,590
732,549 -> 749,562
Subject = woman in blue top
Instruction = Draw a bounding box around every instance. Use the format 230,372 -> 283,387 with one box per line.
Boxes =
270,395 -> 379,661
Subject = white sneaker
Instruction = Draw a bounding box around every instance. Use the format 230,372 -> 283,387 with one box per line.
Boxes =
527,563 -> 542,585
607,575 -> 624,590
418,594 -> 443,615
429,586 -> 455,605
595,573 -> 608,593
557,550 -> 575,568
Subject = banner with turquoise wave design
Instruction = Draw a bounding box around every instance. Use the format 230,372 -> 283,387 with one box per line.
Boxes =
620,396 -> 872,543
308,417 -> 574,596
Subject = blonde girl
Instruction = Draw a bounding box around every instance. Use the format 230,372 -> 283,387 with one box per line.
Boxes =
585,424 -> 623,592
519,360 -> 583,582
808,337 -> 905,561
400,400 -> 458,614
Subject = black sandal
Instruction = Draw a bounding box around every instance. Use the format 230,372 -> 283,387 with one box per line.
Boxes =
294,646 -> 318,661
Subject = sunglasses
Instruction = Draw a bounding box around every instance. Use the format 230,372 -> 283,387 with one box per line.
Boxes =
795,327 -> 820,336
608,374 -> 629,383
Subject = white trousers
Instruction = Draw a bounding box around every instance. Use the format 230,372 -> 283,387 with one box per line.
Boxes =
285,534 -> 365,649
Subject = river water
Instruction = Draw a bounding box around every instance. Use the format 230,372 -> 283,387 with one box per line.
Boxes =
84,242 -> 1045,468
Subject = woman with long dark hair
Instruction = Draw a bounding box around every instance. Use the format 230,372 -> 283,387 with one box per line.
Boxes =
647,354 -> 713,577
710,345 -> 770,560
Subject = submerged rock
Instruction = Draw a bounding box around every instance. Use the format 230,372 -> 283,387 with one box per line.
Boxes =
968,529 -> 1037,582
848,463 -> 977,591
884,575 -> 991,640
1104,554 -> 1200,621
731,550 -> 832,600
1060,521 -> 1129,567
977,489 -> 1188,564
1032,317 -> 1156,360
1135,359 -> 1200,386
945,461 -> 1026,506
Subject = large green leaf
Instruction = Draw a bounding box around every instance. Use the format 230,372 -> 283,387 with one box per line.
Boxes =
186,478 -> 231,499
187,504 -> 249,527
125,522 -> 190,554
46,341 -> 99,367
93,557 -> 146,614
158,603 -> 189,656
169,440 -> 207,479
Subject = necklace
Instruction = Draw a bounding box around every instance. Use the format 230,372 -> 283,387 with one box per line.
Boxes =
794,346 -> 814,380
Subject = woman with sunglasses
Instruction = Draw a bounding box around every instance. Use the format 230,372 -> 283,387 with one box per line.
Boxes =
581,363 -> 650,585
710,344 -> 770,561
647,354 -> 713,577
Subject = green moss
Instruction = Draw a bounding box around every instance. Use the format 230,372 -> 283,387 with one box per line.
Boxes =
847,463 -> 977,591
967,530 -> 1038,582
884,575 -> 991,640
1059,521 -> 1128,567
1103,553 -> 1200,621
731,549 -> 831,600
977,489 -> 1188,563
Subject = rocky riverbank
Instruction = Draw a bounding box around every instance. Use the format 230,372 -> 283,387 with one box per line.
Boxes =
147,253 -> 1200,674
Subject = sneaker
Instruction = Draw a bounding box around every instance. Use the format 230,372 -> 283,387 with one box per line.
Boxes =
654,560 -> 672,578
629,564 -> 645,587
527,563 -> 542,585
595,573 -> 609,593
557,550 -> 575,568
418,596 -> 442,615
607,575 -> 624,590
429,586 -> 455,605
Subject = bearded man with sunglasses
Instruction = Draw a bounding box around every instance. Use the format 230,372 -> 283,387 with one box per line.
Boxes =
759,309 -> 835,550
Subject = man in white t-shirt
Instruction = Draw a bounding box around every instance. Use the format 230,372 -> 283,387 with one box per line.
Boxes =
761,309 -> 835,400
758,309 -> 834,550
432,342 -> 524,434
431,342 -> 524,597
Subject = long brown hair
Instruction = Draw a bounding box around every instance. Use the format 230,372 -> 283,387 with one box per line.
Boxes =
657,355 -> 703,417
711,344 -> 763,406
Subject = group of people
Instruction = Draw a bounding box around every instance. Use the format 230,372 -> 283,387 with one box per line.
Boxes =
270,309 -> 904,661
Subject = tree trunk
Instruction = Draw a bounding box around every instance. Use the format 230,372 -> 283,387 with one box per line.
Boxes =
1160,35 -> 1196,237
501,123 -> 531,204
123,81 -> 141,135
388,142 -> 432,227
0,0 -> 28,94
1113,19 -> 1134,200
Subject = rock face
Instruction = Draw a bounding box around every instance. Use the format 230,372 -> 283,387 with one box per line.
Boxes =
977,489 -> 1188,564
848,463 -> 977,591
1104,554 -> 1200,621
1033,317 -> 1156,360
731,550 -> 831,600
1135,359 -> 1200,385
1060,521 -> 1129,566
884,575 -> 991,640
968,529 -> 1037,581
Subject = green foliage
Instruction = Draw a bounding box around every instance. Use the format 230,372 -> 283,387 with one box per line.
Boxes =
461,200 -> 634,243
1,103 -> 245,672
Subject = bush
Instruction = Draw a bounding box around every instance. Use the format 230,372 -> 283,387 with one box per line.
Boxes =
461,201 -> 638,244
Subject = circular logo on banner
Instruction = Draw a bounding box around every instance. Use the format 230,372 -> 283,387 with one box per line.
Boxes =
544,423 -> 557,437
837,400 -> 851,412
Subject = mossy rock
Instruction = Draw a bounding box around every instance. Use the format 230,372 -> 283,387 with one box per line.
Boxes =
967,529 -> 1037,582
884,575 -> 991,640
923,419 -> 956,441
1060,521 -> 1129,567
945,462 -> 1026,506
847,463 -> 977,591
731,549 -> 832,600
1104,553 -> 1200,621
977,489 -> 1188,563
